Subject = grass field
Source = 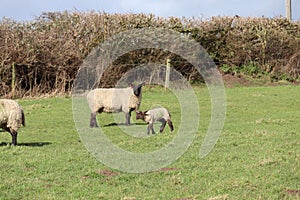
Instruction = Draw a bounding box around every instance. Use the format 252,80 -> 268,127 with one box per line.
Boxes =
0,85 -> 299,199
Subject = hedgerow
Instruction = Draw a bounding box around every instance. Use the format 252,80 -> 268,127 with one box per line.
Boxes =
0,12 -> 299,97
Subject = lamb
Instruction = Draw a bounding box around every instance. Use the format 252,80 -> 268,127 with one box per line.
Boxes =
135,107 -> 174,134
0,99 -> 25,146
87,83 -> 145,127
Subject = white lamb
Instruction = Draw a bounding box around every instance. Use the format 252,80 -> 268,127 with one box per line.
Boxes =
87,83 -> 145,127
0,99 -> 25,145
135,107 -> 174,134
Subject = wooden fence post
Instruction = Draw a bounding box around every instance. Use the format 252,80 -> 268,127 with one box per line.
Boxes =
286,0 -> 292,21
165,59 -> 171,90
12,63 -> 16,96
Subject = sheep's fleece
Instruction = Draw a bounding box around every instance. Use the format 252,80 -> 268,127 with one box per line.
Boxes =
87,88 -> 141,113
0,99 -> 24,131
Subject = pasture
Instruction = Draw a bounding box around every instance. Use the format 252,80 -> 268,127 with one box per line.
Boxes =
0,85 -> 299,199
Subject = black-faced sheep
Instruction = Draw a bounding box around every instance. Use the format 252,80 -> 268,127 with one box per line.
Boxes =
0,99 -> 25,145
87,83 -> 145,127
135,107 -> 174,134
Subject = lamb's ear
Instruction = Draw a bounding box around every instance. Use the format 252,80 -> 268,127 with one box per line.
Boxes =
144,110 -> 149,115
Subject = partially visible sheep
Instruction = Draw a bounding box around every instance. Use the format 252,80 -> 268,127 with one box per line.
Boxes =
135,107 -> 174,134
87,83 -> 145,127
0,99 -> 25,145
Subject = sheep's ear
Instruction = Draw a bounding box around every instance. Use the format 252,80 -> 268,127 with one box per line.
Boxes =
144,110 -> 149,115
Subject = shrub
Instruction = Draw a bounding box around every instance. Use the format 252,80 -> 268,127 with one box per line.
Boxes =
0,12 -> 299,97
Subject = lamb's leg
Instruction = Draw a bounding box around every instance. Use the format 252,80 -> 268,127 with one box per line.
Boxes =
147,123 -> 155,134
10,130 -> 18,146
167,119 -> 174,132
148,123 -> 155,135
159,119 -> 167,133
90,112 -> 98,128
151,125 -> 155,135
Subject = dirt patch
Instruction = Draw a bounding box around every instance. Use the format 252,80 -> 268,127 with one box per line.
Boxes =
222,74 -> 251,87
156,167 -> 180,172
80,169 -> 118,181
286,189 -> 300,196
97,169 -> 118,177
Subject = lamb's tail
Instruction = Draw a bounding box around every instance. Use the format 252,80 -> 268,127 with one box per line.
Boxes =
168,110 -> 171,118
167,119 -> 174,132
21,109 -> 25,127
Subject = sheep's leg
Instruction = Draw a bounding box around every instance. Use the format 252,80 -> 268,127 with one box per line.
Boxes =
90,112 -> 99,128
167,119 -> 174,132
159,119 -> 167,133
125,112 -> 130,125
125,108 -> 135,126
10,130 -> 18,146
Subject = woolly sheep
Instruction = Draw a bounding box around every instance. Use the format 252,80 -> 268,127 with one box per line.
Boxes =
135,107 -> 174,134
87,83 -> 145,127
0,99 -> 25,145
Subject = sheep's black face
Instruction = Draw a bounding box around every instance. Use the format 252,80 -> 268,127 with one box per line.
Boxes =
131,83 -> 144,97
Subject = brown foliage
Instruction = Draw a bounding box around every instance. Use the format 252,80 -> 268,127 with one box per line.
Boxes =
0,12 -> 299,97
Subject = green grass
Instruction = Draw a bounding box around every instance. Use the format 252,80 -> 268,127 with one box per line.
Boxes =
0,85 -> 299,199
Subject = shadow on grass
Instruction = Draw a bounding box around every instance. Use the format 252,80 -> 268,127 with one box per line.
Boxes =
103,122 -> 146,127
0,142 -> 52,147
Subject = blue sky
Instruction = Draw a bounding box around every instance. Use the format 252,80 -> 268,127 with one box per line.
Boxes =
1,0 -> 299,21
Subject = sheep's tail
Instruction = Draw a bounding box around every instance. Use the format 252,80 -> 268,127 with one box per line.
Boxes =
21,108 -> 25,127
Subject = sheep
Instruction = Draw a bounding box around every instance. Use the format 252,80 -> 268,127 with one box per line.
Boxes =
135,107 -> 174,134
87,83 -> 145,127
0,99 -> 25,146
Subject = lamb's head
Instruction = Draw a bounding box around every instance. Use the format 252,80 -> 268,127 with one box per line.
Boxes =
135,110 -> 147,120
131,82 -> 145,97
